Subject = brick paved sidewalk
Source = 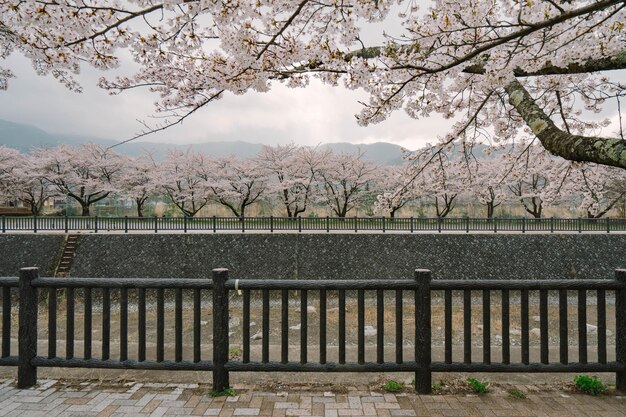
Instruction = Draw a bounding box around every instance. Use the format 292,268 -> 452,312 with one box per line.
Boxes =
0,379 -> 624,417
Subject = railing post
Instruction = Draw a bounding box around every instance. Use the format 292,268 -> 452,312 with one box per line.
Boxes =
270,216 -> 274,233
437,217 -> 441,233
465,217 -> 469,233
124,216 -> 128,233
154,216 -> 158,233
2,215 -> 5,233
382,216 -> 385,233
241,216 -> 245,233
607,217 -> 610,234
298,216 -> 302,233
493,218 -> 497,233
33,215 -> 37,233
410,216 -> 414,233
212,268 -> 230,391
94,215 -> 98,233
18,267 -> 39,388
64,215 -> 69,234
578,217 -> 582,233
326,216 -> 330,233
414,269 -> 431,394
550,217 -> 554,233
183,216 -> 187,233
213,216 -> 217,233
522,217 -> 525,233
354,216 -> 358,233
616,269 -> 626,392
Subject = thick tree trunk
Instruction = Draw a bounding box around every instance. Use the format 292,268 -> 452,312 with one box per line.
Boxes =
136,199 -> 144,217
505,80 -> 626,169
486,202 -> 494,219
81,204 -> 90,217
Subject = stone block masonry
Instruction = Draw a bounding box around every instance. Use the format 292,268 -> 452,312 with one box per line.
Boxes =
1,233 -> 624,280
0,234 -> 65,277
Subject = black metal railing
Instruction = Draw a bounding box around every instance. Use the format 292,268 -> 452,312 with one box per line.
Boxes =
2,215 -> 626,233
1,268 -> 625,393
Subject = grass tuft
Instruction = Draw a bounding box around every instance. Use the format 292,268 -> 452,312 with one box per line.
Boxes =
467,377 -> 489,394
508,388 -> 526,399
210,387 -> 236,397
383,380 -> 404,393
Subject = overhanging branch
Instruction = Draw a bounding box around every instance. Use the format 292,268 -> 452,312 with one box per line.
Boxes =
505,79 -> 626,169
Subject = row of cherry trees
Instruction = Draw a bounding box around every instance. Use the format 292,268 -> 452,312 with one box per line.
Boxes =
0,143 -> 625,218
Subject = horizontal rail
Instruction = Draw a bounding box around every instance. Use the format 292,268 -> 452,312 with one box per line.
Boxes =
0,277 -> 18,287
0,357 -> 18,366
225,361 -> 625,373
31,277 -> 214,289
430,279 -> 625,290
8,277 -> 624,291
31,357 -> 213,371
430,362 -> 624,372
226,361 -> 422,372
227,279 -> 418,290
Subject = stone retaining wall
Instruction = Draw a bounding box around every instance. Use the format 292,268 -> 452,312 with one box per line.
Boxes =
1,233 -> 624,280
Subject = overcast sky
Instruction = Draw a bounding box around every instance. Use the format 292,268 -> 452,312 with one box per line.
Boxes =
1,53 -> 452,151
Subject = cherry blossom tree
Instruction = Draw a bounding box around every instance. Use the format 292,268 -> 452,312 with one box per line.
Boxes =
117,154 -> 158,217
418,152 -> 466,218
207,156 -> 268,219
0,146 -> 57,214
502,143 -> 567,219
33,143 -> 121,216
157,149 -> 210,218
257,144 -> 328,218
559,162 -> 626,218
3,1 -> 625,171
464,151 -> 510,219
373,164 -> 418,218
317,151 -> 377,218
0,146 -> 23,204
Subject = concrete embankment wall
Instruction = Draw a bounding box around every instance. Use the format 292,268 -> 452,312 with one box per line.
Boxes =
1,233 -> 625,280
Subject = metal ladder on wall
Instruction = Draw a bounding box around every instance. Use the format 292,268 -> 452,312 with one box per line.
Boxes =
54,234 -> 79,277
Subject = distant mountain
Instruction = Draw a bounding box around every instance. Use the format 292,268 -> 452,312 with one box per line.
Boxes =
0,119 -> 115,150
0,119 -> 409,165
321,142 -> 406,166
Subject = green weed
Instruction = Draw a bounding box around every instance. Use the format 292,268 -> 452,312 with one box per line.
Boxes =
210,387 -> 236,397
574,375 -> 606,395
383,380 -> 404,393
467,377 -> 489,394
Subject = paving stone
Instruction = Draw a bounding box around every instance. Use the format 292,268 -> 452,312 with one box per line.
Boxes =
0,379 -> 624,417
233,408 -> 260,416
275,402 -> 300,409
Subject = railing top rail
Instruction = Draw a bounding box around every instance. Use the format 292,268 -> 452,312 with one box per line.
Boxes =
0,277 -> 18,286
430,279 -> 624,290
31,277 -> 214,289
16,276 -> 624,290
225,279 -> 419,290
